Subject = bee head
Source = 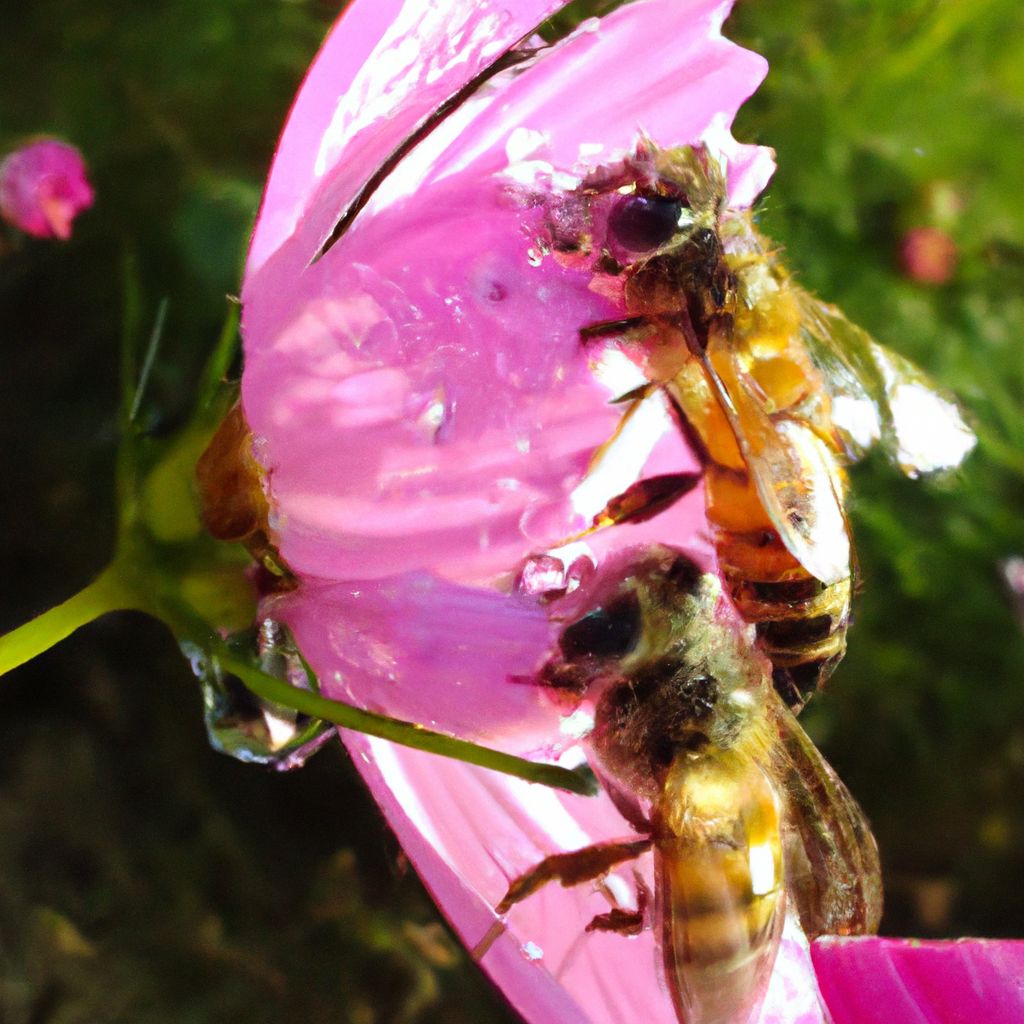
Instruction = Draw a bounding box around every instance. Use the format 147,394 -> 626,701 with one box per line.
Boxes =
549,547 -> 768,795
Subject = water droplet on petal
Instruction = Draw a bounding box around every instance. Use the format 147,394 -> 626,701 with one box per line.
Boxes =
185,619 -> 331,770
517,554 -> 567,597
516,547 -> 596,602
521,940 -> 544,962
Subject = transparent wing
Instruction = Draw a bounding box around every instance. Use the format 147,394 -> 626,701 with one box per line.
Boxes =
866,340 -> 977,476
769,692 -> 883,938
796,291 -> 976,476
700,325 -> 852,586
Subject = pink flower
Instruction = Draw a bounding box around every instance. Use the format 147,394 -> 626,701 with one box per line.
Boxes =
235,1 -> 877,1021
239,0 -> 802,1020
0,138 -> 94,240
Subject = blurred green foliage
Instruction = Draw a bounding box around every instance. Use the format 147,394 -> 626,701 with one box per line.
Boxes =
1,0 -> 1022,1021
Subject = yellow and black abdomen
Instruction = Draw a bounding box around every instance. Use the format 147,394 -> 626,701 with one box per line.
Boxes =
667,329 -> 852,712
705,463 -> 851,711
655,747 -> 784,1024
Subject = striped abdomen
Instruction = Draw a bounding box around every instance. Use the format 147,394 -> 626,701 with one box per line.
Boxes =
655,748 -> 784,1024
705,462 -> 851,711
666,325 -> 852,712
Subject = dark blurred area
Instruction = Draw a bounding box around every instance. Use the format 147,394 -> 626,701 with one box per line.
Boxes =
1,1 -> 1022,1021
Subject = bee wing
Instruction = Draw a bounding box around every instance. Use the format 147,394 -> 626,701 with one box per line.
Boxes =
700,328 -> 852,585
769,692 -> 883,938
796,292 -> 976,476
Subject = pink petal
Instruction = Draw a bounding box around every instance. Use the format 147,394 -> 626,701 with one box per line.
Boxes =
400,0 -> 773,206
0,139 -> 94,240
347,739 -> 667,1024
246,0 -> 570,278
267,573 -> 567,754
244,193 -> 707,581
812,936 -> 1024,1024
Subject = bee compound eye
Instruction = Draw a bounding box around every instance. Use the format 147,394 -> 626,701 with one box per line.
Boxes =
608,194 -> 683,252
559,592 -> 642,661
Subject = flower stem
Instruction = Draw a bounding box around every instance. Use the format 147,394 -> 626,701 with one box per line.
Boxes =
220,652 -> 598,797
0,568 -> 600,797
0,567 -> 135,677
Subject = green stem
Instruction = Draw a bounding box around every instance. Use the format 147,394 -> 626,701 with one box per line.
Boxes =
220,652 -> 597,797
0,568 -> 135,677
0,565 -> 599,797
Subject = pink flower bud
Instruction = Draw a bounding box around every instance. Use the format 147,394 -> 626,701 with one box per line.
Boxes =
900,226 -> 957,285
0,139 -> 94,240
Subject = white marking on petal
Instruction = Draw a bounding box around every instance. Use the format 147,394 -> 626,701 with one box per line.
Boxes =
569,389 -> 674,522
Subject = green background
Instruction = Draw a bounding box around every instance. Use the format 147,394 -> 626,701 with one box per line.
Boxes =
1,1 -> 1022,1020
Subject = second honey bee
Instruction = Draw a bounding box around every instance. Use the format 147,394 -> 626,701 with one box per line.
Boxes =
537,142 -> 974,710
497,547 -> 882,1024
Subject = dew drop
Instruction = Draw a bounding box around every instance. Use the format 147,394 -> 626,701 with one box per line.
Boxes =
521,940 -> 544,962
187,619 -> 331,771
516,554 -> 567,597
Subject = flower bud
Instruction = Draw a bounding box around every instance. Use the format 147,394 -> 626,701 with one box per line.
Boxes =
900,226 -> 957,285
0,139 -> 94,240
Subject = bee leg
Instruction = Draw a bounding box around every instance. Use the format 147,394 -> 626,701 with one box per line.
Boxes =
663,388 -> 713,468
495,837 -> 653,915
585,906 -> 644,936
579,315 -> 652,342
586,872 -> 651,936
592,472 -> 703,530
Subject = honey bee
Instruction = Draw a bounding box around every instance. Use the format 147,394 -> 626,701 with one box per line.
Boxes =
497,547 -> 882,1024
541,142 -> 975,710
